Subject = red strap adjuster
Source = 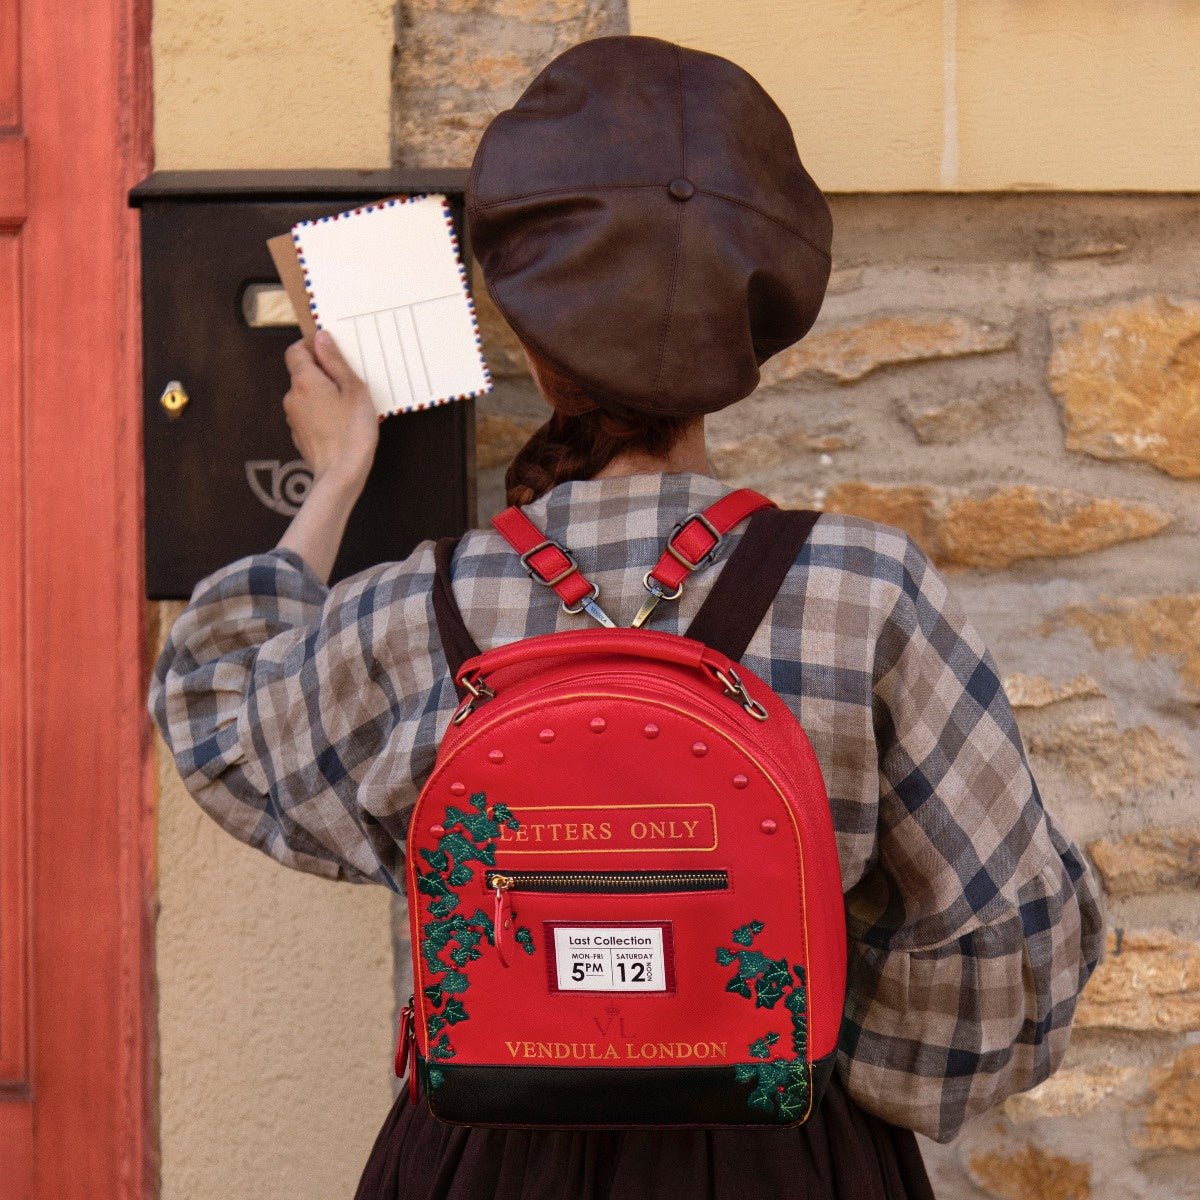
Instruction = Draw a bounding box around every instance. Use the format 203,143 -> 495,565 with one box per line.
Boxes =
519,538 -> 580,588
491,506 -> 614,627
633,487 -> 776,627
664,511 -> 724,571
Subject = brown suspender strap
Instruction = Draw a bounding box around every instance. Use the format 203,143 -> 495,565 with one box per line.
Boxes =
432,534 -> 481,692
683,508 -> 821,663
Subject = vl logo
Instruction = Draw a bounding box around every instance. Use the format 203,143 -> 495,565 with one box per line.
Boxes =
593,1003 -> 631,1039
245,459 -> 313,517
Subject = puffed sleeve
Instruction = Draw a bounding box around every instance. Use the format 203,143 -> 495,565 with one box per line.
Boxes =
147,544 -> 440,890
837,535 -> 1106,1142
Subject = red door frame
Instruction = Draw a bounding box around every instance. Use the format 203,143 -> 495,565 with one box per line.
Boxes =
1,0 -> 156,1196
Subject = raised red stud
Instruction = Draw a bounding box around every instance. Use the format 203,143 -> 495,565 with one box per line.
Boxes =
539,728 -> 556,743
449,781 -> 466,796
643,723 -> 660,739
732,774 -> 749,789
429,824 -> 445,836
590,717 -> 607,733
488,749 -> 505,764
761,819 -> 778,835
692,741 -> 708,757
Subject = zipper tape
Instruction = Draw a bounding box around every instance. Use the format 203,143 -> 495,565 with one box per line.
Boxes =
486,869 -> 729,893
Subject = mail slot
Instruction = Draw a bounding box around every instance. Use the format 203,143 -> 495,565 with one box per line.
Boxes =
128,169 -> 478,600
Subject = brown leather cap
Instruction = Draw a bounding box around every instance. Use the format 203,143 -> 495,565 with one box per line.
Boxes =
466,34 -> 832,418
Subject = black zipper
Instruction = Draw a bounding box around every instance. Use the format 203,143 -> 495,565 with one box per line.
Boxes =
485,869 -> 728,894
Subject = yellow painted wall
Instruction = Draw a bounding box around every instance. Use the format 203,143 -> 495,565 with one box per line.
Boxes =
149,3 -> 396,1197
152,0 -> 394,168
629,0 -> 1200,191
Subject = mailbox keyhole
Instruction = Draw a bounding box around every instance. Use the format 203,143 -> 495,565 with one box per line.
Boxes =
159,380 -> 189,418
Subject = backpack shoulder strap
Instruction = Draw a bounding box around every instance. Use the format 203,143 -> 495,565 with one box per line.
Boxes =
432,534 -> 481,691
683,508 -> 821,663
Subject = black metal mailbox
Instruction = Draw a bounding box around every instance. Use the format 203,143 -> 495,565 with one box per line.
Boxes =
128,169 -> 478,600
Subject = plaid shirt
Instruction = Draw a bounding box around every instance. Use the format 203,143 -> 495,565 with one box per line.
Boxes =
148,469 -> 1104,1142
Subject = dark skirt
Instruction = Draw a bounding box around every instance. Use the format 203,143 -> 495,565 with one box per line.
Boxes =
353,1072 -> 934,1200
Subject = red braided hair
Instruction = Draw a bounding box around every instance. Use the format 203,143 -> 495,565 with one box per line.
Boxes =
504,344 -> 692,507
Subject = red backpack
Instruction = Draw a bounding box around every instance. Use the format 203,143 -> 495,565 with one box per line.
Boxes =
398,489 -> 847,1128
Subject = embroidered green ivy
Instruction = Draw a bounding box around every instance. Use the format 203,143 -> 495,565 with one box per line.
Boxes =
748,1031 -> 780,1059
717,921 -> 810,1122
732,920 -> 765,946
426,997 -> 469,1038
785,971 -> 808,1059
716,925 -> 793,1009
426,1031 -> 457,1090
419,908 -> 494,994
416,791 -> 528,1087
735,1056 -> 809,1121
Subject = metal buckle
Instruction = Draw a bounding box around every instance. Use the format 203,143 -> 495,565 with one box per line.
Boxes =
641,570 -> 684,603
519,539 -> 579,588
710,664 -> 770,722
665,512 -> 723,571
561,580 -> 602,616
451,672 -> 495,725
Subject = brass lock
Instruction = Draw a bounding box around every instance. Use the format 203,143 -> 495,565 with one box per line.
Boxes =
159,379 -> 189,418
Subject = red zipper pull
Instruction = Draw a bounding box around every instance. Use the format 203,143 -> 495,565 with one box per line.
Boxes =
406,1015 -> 419,1105
395,998 -> 415,1099
492,873 -> 514,967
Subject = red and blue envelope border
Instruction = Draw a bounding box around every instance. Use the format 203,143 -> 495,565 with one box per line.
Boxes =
289,192 -> 493,416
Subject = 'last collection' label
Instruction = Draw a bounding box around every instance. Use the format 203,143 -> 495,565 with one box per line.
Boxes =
548,923 -> 673,992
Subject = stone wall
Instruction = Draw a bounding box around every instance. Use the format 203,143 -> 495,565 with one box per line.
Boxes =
394,8 -> 1199,1197
392,0 -> 629,169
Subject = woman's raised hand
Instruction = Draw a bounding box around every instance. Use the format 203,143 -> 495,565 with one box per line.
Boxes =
282,331 -> 379,492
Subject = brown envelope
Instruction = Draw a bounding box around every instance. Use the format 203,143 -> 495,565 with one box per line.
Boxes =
266,232 -> 319,350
